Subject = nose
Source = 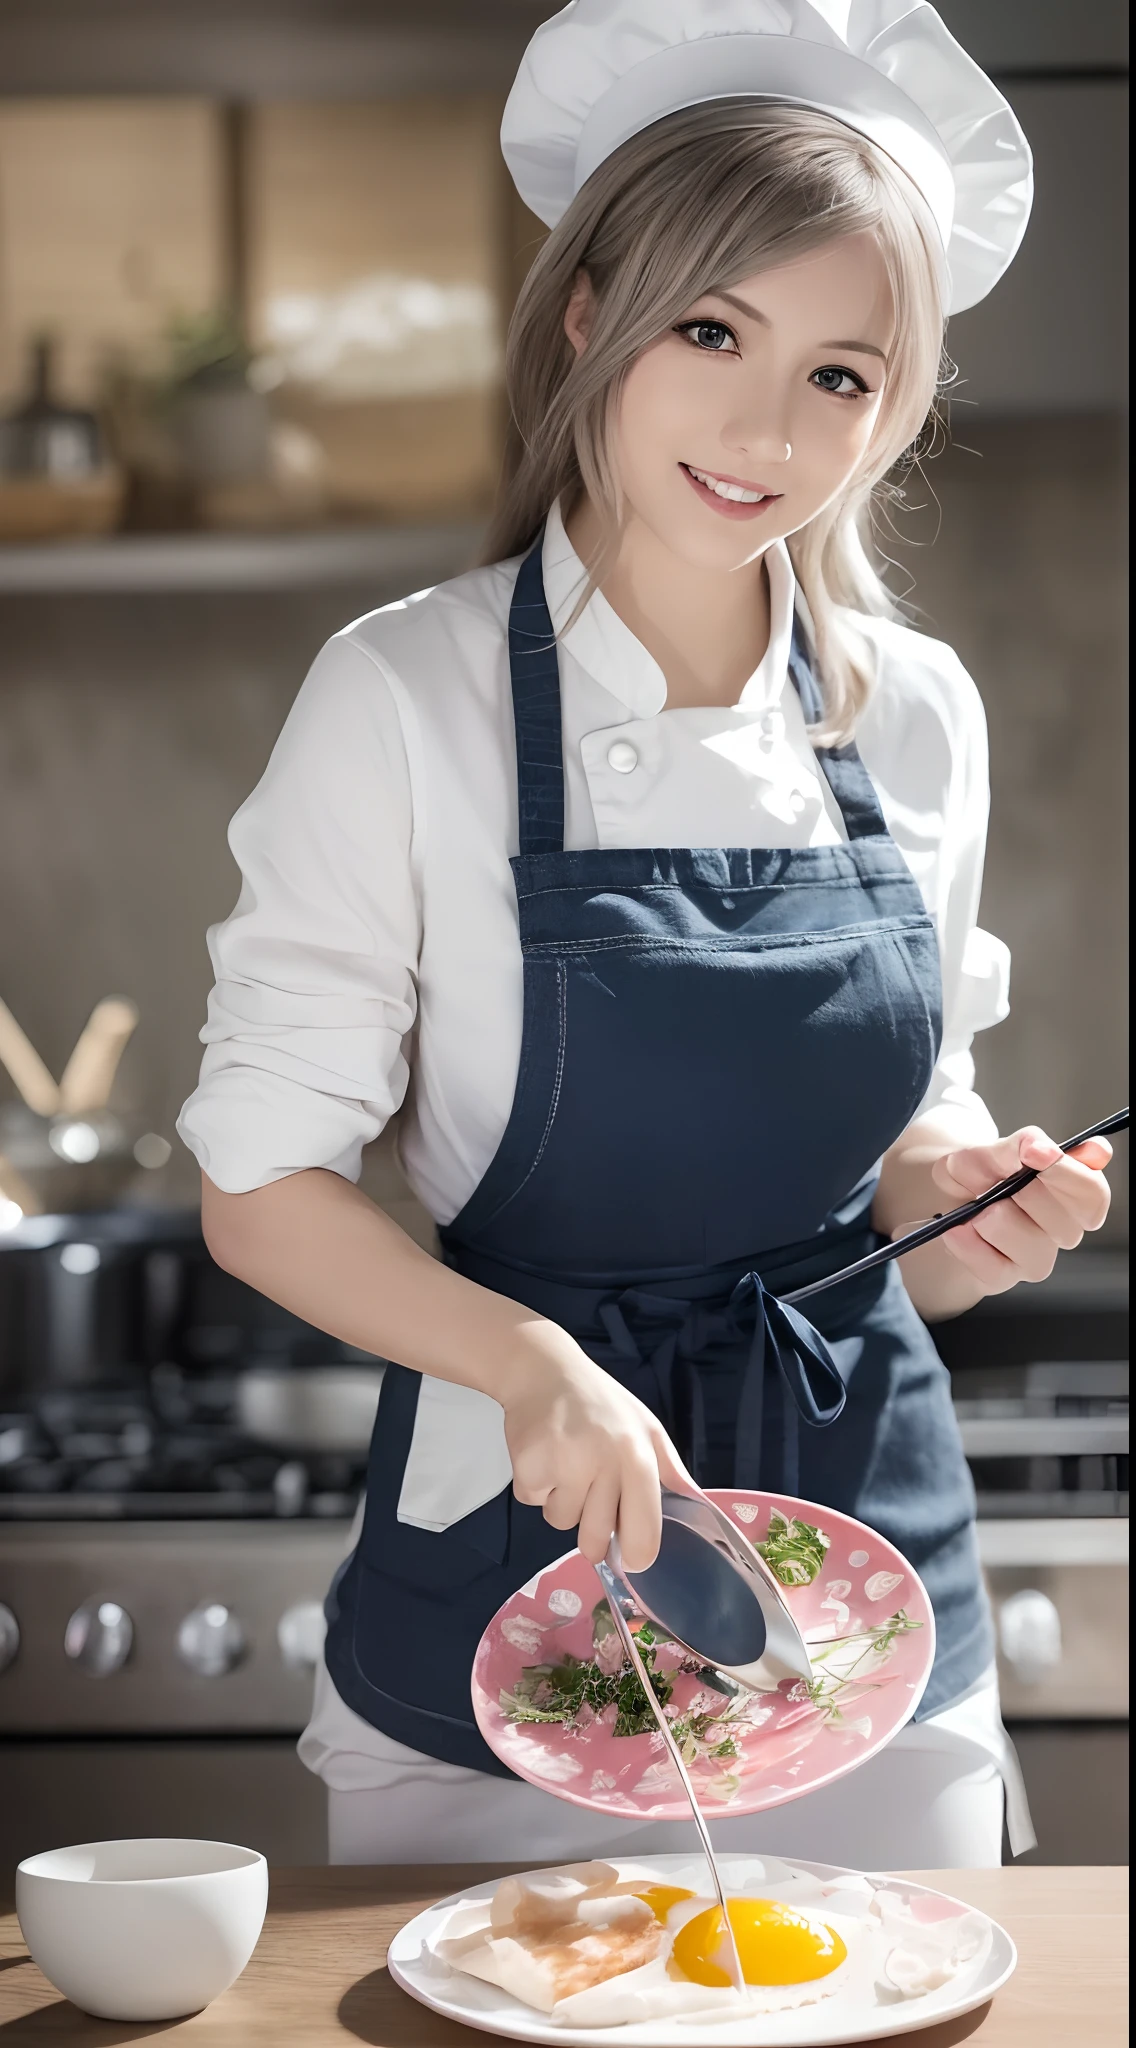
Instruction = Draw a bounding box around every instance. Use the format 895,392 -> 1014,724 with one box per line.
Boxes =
720,391 -> 793,468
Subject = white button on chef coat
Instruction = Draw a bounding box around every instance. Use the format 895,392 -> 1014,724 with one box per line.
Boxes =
179,499 -> 1010,1223
607,739 -> 638,773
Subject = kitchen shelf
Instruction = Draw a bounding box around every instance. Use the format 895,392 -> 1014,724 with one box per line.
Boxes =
976,1516 -> 1129,1567
959,1415 -> 1129,1457
0,521 -> 485,595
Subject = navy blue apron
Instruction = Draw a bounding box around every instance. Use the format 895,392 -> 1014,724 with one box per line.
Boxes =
325,542 -> 992,1774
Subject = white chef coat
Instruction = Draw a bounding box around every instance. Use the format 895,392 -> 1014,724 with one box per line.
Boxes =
178,503 -> 1023,1859
177,500 -> 1009,1222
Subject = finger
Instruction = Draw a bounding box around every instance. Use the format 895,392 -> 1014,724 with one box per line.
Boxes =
510,1467 -> 552,1510
940,1220 -> 1021,1292
615,1449 -> 664,1573
1011,1177 -> 1099,1248
1022,1152 -> 1113,1230
576,1473 -> 622,1565
892,1216 -> 930,1243
1066,1137 -> 1113,1171
648,1422 -> 697,1497
932,1126 -> 1061,1204
543,1482 -> 588,1533
970,1200 -> 1062,1280
1015,1126 -> 1070,1172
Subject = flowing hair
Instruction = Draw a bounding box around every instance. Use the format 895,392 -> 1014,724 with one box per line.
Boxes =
485,99 -> 948,740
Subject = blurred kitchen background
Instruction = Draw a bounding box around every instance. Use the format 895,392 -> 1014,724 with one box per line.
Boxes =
0,2 -> 1128,1870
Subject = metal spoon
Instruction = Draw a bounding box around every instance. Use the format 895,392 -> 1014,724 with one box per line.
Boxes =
594,1556 -> 748,2004
607,1487 -> 814,1688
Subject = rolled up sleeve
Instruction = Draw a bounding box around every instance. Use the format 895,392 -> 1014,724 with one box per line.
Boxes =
177,630 -> 420,1193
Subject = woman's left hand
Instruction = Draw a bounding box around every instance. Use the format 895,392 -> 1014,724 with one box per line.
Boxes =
929,1126 -> 1113,1294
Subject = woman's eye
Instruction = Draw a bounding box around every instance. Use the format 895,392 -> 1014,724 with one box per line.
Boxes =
676,320 -> 739,354
811,364 -> 870,398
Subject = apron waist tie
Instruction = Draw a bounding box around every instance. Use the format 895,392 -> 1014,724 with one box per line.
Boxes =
597,1272 -> 846,1493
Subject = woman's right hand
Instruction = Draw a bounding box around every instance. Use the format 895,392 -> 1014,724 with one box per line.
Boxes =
498,1323 -> 692,1572
200,1170 -> 688,1569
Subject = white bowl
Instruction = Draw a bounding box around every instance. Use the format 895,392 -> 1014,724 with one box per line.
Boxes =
15,1838 -> 268,2021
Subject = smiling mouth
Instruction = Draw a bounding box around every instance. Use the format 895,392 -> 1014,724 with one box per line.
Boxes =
681,463 -> 783,512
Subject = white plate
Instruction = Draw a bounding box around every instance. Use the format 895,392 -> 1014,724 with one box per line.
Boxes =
386,1854 -> 1017,2046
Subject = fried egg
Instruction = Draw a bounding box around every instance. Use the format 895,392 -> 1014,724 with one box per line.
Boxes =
672,1895 -> 849,1989
428,1857 -> 993,2029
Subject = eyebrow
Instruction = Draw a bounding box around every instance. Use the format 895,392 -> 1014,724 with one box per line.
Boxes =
708,291 -> 888,363
820,337 -> 888,362
715,289 -> 770,326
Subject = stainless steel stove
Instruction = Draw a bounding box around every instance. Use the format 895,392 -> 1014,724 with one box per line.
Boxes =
0,1231 -> 1128,1866
956,1359 -> 1128,1521
0,1378 -> 366,1521
0,1380 -> 362,1736
0,1517 -> 348,1734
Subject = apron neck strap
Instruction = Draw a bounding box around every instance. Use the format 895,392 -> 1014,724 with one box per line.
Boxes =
509,536 -> 565,858
787,624 -> 890,842
508,541 -> 893,855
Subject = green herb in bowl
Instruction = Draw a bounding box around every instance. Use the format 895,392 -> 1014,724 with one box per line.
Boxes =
753,1508 -> 831,1587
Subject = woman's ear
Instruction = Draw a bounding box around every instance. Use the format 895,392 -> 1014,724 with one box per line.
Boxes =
564,269 -> 596,358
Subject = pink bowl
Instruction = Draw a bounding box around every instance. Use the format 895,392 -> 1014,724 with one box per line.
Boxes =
472,1489 -> 935,1820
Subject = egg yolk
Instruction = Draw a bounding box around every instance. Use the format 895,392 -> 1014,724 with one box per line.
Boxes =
635,1885 -> 696,1924
672,1898 -> 848,1987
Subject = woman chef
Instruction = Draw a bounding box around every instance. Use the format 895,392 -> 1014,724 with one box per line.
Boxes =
179,0 -> 1113,1870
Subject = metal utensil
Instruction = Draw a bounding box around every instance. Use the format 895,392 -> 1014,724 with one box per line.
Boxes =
607,1486 -> 814,1689
0,998 -> 59,1118
784,1107 -> 1129,1306
594,1557 -> 747,2002
58,998 -> 139,1115
235,1363 -> 386,1454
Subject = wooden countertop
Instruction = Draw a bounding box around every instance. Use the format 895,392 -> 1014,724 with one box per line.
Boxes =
0,1865 -> 1128,2044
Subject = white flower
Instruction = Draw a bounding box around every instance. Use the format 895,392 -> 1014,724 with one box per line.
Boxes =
865,1571 -> 905,1603
841,1715 -> 874,1740
529,1750 -> 584,1784
547,1587 -> 582,1618
634,1761 -> 681,1795
500,1616 -> 545,1655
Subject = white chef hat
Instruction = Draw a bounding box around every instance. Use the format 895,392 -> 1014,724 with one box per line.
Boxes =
501,0 -> 1032,313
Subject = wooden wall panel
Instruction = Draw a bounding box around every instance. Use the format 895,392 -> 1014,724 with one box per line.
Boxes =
244,97 -> 505,516
0,99 -> 225,405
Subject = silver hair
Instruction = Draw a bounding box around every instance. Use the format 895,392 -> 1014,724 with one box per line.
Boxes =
485,99 -> 948,739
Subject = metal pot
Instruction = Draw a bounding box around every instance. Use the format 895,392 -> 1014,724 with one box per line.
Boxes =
234,1364 -> 386,1456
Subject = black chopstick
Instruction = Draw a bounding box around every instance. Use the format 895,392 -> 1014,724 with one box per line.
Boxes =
782,1107 -> 1129,1306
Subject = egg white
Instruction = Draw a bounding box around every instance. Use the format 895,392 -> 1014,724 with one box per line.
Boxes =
428,1856 -> 993,2031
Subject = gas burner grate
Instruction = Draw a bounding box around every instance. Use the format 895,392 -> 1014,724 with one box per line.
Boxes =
0,1380 -> 366,1520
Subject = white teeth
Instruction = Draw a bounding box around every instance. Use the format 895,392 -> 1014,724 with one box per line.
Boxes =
687,465 -> 766,504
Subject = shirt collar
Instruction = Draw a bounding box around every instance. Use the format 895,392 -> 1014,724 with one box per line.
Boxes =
541,497 -> 797,719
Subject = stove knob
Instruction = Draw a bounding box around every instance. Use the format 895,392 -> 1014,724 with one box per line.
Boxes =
64,1598 -> 134,1676
177,1602 -> 247,1678
277,1600 -> 326,1670
998,1587 -> 1063,1685
0,1603 -> 20,1675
